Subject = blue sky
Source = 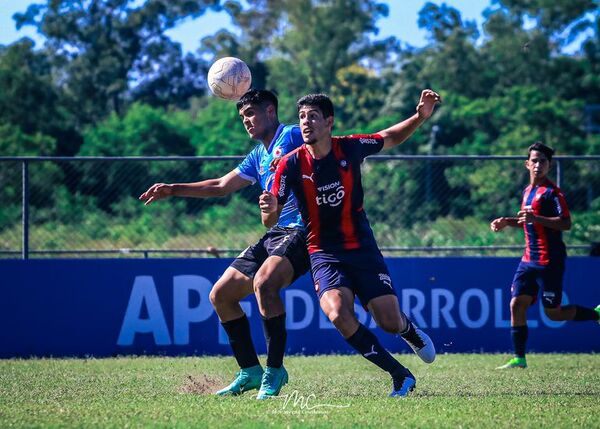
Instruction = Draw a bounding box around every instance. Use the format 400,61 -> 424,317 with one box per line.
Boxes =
1,0 -> 492,50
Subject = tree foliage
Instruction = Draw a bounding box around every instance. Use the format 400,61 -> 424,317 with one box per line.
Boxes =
1,0 -> 599,252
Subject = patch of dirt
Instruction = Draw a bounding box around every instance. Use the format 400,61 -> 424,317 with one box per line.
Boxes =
179,374 -> 225,395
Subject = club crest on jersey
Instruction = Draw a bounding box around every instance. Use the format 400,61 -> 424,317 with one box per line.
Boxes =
273,147 -> 283,158
340,159 -> 347,168
259,166 -> 265,175
314,280 -> 320,294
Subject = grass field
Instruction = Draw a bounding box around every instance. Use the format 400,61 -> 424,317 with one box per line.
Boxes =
1,354 -> 598,428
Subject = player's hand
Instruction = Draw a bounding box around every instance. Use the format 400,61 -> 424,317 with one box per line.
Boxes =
259,190 -> 277,213
416,89 -> 441,119
490,217 -> 507,232
517,209 -> 536,225
139,183 -> 173,205
269,157 -> 282,172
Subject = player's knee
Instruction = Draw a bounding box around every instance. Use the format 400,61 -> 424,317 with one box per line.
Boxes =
253,274 -> 280,298
209,286 -> 221,308
510,299 -> 528,314
328,310 -> 355,331
209,281 -> 237,308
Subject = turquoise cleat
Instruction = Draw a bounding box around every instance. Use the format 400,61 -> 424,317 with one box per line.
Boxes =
595,305 -> 600,324
256,366 -> 289,400
215,365 -> 263,396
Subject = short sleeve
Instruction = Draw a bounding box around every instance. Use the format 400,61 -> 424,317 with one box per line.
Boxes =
343,133 -> 384,161
235,149 -> 259,184
552,188 -> 571,218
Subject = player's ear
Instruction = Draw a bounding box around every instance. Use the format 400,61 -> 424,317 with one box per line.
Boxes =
326,116 -> 334,130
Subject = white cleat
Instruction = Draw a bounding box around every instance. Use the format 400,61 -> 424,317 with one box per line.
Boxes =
401,325 -> 436,364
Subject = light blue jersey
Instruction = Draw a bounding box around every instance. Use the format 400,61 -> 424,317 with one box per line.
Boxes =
235,124 -> 304,228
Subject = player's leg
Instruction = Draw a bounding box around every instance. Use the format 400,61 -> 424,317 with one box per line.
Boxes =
538,263 -> 600,323
367,295 -> 436,364
253,228 -> 309,399
254,227 -> 308,319
497,295 -> 532,369
253,255 -> 293,399
319,285 -> 415,397
210,243 -> 267,395
543,302 -> 599,322
352,252 -> 435,364
254,255 -> 292,317
543,305 -> 600,321
497,262 -> 535,369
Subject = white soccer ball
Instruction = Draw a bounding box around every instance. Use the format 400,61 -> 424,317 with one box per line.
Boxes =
207,57 -> 252,100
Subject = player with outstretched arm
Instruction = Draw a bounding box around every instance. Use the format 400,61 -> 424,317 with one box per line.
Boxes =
260,90 -> 440,397
139,89 -> 308,399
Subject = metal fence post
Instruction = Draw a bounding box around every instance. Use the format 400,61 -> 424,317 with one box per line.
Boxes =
556,159 -> 562,188
22,160 -> 29,260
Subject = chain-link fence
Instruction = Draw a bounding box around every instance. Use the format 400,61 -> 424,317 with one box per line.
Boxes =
1,156 -> 598,259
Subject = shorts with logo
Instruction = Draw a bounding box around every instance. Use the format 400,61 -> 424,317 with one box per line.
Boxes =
511,260 -> 565,308
310,248 -> 396,307
231,226 -> 310,282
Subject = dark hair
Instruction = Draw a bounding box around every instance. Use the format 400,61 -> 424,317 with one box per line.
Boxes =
528,141 -> 555,162
297,93 -> 334,119
236,89 -> 278,114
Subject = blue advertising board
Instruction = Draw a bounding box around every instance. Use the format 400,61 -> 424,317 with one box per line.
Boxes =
0,257 -> 598,358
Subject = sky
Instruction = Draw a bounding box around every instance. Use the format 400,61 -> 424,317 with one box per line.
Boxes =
0,0 -> 493,51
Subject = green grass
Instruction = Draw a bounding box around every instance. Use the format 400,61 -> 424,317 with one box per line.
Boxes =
1,354 -> 598,428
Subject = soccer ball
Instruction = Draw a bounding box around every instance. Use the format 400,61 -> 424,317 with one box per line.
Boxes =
207,57 -> 252,100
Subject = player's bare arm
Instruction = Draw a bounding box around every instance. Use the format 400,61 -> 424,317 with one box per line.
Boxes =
490,216 -> 521,231
379,89 -> 441,150
139,170 -> 251,205
517,210 -> 572,230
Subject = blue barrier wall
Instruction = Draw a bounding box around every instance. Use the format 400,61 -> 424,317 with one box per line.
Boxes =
0,257 -> 598,358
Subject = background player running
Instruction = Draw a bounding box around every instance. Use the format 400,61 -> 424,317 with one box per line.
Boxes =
139,89 -> 309,399
491,142 -> 600,369
261,90 -> 440,397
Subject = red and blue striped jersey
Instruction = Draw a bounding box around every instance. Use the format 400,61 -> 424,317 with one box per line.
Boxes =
520,179 -> 570,265
272,134 -> 384,254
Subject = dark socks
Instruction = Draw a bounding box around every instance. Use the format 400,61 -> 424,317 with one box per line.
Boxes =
399,318 -> 425,348
261,313 -> 287,368
221,315 -> 260,369
511,325 -> 528,358
563,305 -> 600,321
346,324 -> 404,375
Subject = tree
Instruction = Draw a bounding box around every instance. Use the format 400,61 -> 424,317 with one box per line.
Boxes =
13,0 -> 222,123
0,38 -> 81,155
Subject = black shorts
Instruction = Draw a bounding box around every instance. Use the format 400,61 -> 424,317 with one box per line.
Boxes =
230,226 -> 310,282
310,248 -> 396,307
511,260 -> 565,308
